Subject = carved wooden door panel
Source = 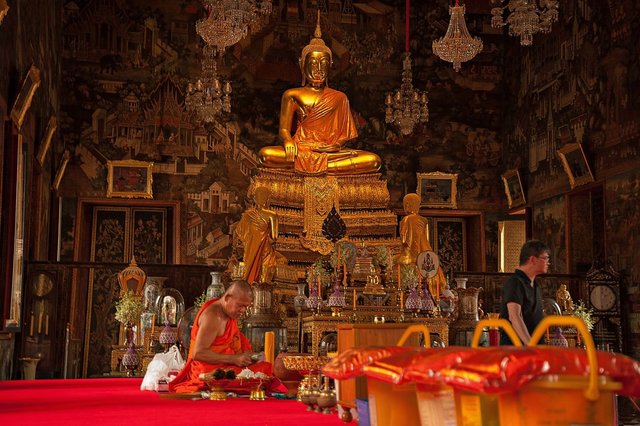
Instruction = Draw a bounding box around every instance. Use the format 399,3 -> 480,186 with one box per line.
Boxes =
83,206 -> 169,376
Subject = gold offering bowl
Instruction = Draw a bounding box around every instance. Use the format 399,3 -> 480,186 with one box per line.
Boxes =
281,355 -> 330,372
282,355 -> 330,408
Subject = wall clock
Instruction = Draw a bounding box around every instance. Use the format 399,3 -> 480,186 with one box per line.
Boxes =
589,284 -> 616,312
586,263 -> 623,352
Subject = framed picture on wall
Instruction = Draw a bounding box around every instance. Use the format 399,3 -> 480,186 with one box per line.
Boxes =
501,169 -> 526,209
433,217 -> 467,274
106,160 -> 154,199
10,64 -> 41,129
417,172 -> 458,209
557,143 -> 594,189
36,115 -> 57,166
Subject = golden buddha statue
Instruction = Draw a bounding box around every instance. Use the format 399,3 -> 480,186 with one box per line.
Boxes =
259,13 -> 381,176
235,187 -> 287,284
397,193 -> 446,298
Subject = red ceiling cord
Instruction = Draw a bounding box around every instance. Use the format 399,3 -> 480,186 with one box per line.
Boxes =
405,0 -> 410,52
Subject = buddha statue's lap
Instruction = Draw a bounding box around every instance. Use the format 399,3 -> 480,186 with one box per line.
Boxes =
258,13 -> 380,176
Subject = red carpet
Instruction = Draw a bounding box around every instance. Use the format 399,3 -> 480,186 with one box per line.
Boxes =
0,378 -> 346,425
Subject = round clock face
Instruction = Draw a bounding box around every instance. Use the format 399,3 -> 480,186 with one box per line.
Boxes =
590,285 -> 616,311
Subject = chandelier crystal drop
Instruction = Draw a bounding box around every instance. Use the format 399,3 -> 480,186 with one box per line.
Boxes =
385,52 -> 429,136
185,45 -> 231,124
196,0 -> 272,54
491,0 -> 559,46
432,2 -> 483,72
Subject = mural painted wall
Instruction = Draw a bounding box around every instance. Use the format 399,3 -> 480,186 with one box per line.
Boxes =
501,0 -> 640,356
57,0 -> 508,273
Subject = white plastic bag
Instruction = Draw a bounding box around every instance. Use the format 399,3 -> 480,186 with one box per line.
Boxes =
140,345 -> 185,391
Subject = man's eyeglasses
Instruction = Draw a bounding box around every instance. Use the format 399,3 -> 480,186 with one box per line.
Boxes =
537,255 -> 551,263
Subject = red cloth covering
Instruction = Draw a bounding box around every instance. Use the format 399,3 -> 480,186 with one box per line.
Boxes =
356,345 -> 640,397
169,299 -> 274,393
363,347 -> 470,385
322,346 -> 420,380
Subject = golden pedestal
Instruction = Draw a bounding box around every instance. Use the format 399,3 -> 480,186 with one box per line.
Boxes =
249,169 -> 398,261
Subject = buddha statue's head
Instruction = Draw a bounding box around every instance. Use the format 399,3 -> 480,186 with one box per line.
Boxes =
403,193 -> 421,215
300,11 -> 332,86
253,186 -> 271,209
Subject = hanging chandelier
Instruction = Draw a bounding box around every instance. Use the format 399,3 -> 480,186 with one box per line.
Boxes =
491,0 -> 559,46
385,0 -> 428,136
196,0 -> 272,55
185,45 -> 231,124
432,1 -> 483,72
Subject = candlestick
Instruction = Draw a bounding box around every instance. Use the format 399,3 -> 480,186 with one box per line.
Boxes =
397,264 -> 401,290
343,264 -> 347,286
318,277 -> 322,300
337,245 -> 341,269
45,314 -> 49,336
29,312 -> 34,337
37,307 -> 44,335
400,291 -> 404,309
264,331 -> 275,365
352,288 -> 357,310
150,314 -> 156,338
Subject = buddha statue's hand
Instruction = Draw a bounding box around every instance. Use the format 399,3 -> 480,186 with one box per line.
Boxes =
284,139 -> 297,161
312,143 -> 341,153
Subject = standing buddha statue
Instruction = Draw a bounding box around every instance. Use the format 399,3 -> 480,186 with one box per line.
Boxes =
234,187 -> 287,284
398,193 -> 446,300
259,12 -> 380,175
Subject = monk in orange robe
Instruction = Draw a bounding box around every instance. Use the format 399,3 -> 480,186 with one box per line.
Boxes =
169,280 -> 272,393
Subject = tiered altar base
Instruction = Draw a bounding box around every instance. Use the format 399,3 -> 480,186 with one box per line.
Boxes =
249,169 -> 399,264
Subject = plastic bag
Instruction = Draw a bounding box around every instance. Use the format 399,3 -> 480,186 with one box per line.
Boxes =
140,345 -> 185,391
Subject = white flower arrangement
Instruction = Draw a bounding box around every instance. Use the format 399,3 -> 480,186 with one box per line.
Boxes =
114,290 -> 144,325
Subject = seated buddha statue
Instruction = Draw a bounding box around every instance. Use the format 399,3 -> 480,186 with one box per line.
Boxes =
259,14 -> 381,176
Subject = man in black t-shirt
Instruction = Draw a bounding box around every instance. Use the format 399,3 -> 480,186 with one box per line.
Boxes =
499,240 -> 550,345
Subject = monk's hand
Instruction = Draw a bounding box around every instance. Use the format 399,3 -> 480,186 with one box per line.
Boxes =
232,353 -> 253,367
284,139 -> 297,162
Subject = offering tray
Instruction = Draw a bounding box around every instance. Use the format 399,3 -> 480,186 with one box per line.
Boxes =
205,377 -> 272,395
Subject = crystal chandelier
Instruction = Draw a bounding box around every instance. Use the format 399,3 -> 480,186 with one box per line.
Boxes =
432,1 -> 483,72
185,45 -> 231,124
196,0 -> 272,55
491,0 -> 559,46
385,0 -> 428,136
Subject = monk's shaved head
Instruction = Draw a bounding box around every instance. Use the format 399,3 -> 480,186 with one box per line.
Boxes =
221,280 -> 253,319
226,279 -> 253,297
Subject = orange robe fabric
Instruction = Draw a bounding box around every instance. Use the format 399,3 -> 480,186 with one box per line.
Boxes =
169,299 -> 272,393
293,87 -> 358,174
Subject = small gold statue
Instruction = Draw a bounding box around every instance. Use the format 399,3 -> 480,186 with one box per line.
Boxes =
397,193 -> 446,298
234,187 -> 287,284
258,12 -> 380,175
555,283 -> 574,312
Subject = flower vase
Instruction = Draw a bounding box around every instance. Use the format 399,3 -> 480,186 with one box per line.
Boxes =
206,271 -> 225,300
123,322 -> 135,346
293,281 -> 308,314
121,341 -> 139,376
548,326 -> 569,348
159,322 -> 177,351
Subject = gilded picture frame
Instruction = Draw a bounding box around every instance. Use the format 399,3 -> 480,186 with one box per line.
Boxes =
557,143 -> 594,189
10,64 -> 41,129
417,172 -> 458,209
52,150 -> 70,192
501,169 -> 526,209
36,115 -> 57,166
106,160 -> 154,199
